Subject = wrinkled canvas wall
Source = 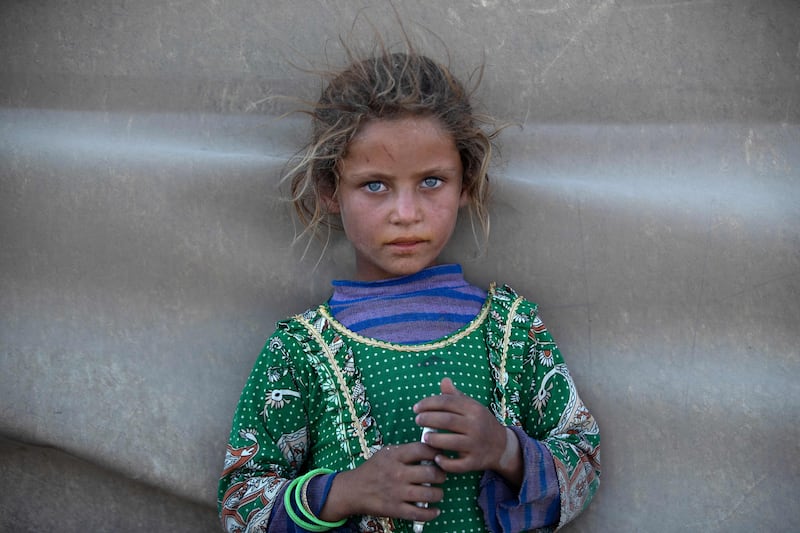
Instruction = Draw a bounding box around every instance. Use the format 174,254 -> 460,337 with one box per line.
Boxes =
1,1 -> 799,532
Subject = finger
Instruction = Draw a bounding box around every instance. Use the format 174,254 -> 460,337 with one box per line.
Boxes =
422,430 -> 473,454
415,411 -> 468,435
439,377 -> 461,395
381,442 -> 441,464
433,453 -> 475,474
401,501 -> 442,523
408,462 -> 448,486
414,390 -> 472,415
404,483 -> 445,505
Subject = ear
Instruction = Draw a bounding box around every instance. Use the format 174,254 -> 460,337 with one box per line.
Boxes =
459,187 -> 470,208
322,189 -> 340,214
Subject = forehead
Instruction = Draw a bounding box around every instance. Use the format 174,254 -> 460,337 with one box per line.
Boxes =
347,115 -> 456,152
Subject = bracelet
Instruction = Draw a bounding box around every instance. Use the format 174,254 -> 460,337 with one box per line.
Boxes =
285,504 -> 328,532
284,476 -> 327,532
295,469 -> 347,529
299,472 -> 318,519
284,468 -> 347,531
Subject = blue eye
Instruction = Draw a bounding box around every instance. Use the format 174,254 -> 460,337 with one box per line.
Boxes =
422,177 -> 442,188
364,182 -> 386,193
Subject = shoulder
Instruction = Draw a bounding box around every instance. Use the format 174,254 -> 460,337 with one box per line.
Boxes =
490,285 -> 562,348
258,305 -> 328,359
489,283 -> 539,316
275,305 -> 326,332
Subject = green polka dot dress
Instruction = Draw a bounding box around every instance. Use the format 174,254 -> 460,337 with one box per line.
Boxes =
218,284 -> 601,532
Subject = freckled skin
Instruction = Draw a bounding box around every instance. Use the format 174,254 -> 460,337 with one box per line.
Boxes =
327,116 -> 468,281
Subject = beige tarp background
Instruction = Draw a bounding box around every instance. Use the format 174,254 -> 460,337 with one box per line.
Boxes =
1,1 -> 799,531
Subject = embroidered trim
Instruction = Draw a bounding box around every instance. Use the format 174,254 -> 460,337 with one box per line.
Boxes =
499,296 -> 524,419
296,315 -> 372,461
317,284 -> 496,352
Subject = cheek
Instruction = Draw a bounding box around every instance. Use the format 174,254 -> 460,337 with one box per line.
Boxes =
431,199 -> 463,234
338,199 -> 377,236
339,196 -> 373,220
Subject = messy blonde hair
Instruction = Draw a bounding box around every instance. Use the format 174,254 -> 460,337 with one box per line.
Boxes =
286,42 -> 500,251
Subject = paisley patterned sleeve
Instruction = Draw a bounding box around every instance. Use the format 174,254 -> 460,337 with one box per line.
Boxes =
520,304 -> 601,529
217,329 -> 313,533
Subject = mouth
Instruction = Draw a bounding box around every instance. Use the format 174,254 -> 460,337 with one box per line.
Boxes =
386,238 -> 426,250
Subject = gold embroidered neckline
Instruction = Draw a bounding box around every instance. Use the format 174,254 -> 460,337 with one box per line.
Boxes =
317,283 -> 496,352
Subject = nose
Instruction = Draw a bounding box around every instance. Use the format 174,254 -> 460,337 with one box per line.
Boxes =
389,189 -> 422,225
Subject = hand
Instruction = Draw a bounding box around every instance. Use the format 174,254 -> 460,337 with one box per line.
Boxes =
412,378 -> 522,485
320,441 -> 446,523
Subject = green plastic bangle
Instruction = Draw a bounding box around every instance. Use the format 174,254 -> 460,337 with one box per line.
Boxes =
284,476 -> 328,532
285,507 -> 328,532
293,468 -> 347,529
284,469 -> 346,531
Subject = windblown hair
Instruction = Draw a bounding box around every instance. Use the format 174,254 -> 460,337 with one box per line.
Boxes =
286,44 -> 500,248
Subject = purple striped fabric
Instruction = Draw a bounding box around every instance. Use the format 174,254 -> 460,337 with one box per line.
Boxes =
328,264 -> 487,344
479,427 -> 561,532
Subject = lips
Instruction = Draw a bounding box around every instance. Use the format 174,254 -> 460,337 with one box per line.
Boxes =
386,238 -> 426,249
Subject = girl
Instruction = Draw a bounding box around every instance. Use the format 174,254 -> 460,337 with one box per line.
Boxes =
218,47 -> 600,533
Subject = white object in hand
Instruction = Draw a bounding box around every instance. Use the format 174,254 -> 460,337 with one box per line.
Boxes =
413,427 -> 436,533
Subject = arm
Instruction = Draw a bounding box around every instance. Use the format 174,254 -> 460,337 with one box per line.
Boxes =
270,473 -> 348,533
218,332 -> 312,532
412,304 -> 600,532
477,306 -> 600,533
477,426 -> 561,532
519,310 -> 601,530
219,330 -> 446,532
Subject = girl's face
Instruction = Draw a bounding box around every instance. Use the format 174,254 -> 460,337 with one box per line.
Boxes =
328,115 -> 468,281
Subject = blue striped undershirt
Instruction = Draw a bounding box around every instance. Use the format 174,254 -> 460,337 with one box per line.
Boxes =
328,264 -> 487,344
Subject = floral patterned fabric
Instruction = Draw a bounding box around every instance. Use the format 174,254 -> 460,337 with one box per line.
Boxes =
218,284 -> 600,532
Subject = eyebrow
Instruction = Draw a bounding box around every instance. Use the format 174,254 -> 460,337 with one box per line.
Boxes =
344,167 -> 462,181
